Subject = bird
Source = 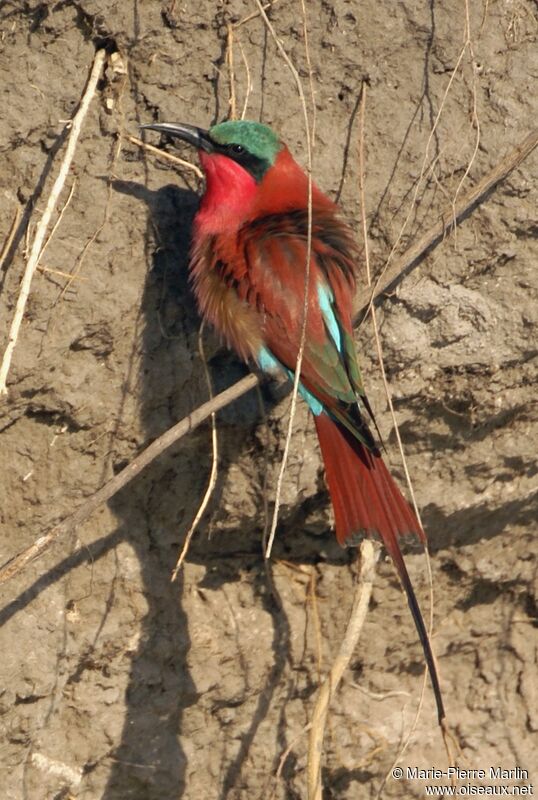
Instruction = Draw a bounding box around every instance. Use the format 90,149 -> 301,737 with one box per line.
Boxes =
142,118 -> 445,724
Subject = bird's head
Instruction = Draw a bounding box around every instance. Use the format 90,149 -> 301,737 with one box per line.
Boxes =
141,119 -> 310,233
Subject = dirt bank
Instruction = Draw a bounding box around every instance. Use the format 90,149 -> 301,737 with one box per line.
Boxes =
1,2 -> 537,798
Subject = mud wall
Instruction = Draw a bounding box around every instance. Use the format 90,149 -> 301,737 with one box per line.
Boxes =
1,2 -> 537,799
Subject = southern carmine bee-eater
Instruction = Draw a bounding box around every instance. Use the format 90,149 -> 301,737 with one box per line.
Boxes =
143,119 -> 445,724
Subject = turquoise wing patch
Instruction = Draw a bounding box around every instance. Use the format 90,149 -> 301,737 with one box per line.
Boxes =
257,346 -> 325,416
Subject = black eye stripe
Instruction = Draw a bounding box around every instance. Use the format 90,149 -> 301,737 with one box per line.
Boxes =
208,137 -> 271,181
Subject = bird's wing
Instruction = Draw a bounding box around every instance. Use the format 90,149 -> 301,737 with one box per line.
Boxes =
214,207 -> 377,447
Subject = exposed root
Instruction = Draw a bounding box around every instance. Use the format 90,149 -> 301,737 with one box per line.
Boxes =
0,49 -> 107,395
307,540 -> 380,800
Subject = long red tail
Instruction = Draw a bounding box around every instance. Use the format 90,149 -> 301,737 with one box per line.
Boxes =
314,413 -> 445,724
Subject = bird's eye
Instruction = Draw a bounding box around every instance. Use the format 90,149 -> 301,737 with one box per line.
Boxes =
231,144 -> 245,154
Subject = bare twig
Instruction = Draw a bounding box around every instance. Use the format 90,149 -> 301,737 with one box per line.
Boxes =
170,323 -> 219,581
238,41 -> 253,120
59,213 -> 102,299
309,568 -> 323,682
359,84 -> 444,777
37,265 -> 87,282
301,0 -> 317,145
127,134 -> 203,178
1,129 -> 535,585
37,179 -> 77,265
234,0 -> 282,28
0,205 -> 22,273
270,722 -> 312,799
355,127 -> 538,322
307,540 -> 380,800
0,374 -> 258,586
0,49 -> 106,396
227,23 -> 237,120
279,725 -> 312,778
254,0 -> 314,559
57,65 -> 127,302
351,682 -> 411,702
371,34 -> 470,301
450,0 -> 481,247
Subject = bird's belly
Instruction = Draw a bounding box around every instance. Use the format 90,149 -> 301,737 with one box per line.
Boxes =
194,268 -> 263,362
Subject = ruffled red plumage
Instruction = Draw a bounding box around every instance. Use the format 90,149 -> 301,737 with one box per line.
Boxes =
190,140 -> 445,724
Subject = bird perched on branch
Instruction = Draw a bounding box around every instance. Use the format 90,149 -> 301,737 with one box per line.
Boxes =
143,118 -> 445,724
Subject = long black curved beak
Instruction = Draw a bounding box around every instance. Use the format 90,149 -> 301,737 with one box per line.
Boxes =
140,122 -> 215,153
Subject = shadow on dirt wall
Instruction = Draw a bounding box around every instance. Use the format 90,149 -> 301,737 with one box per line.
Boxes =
100,177 -> 302,798
1,175 -> 534,798
95,15 -> 447,791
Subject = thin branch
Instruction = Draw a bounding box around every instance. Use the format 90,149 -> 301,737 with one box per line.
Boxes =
301,0 -> 317,145
227,23 -> 237,120
270,722 -> 312,799
0,49 -> 107,396
350,682 -> 411,702
0,374 -> 258,586
307,540 -> 380,800
234,0 -> 282,28
359,83 -> 444,774
370,33 -> 470,303
255,0 -> 314,559
58,185 -> 110,301
170,323 -> 219,581
56,68 -> 124,304
0,205 -> 22,274
37,265 -> 87,282
127,134 -> 203,178
1,129 -> 535,585
37,179 -> 77,265
238,41 -> 253,120
354,126 -> 538,322
450,0 -> 481,248
309,567 -> 323,682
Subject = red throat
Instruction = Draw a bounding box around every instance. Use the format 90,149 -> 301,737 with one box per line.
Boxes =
195,151 -> 258,234
194,148 -> 333,235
